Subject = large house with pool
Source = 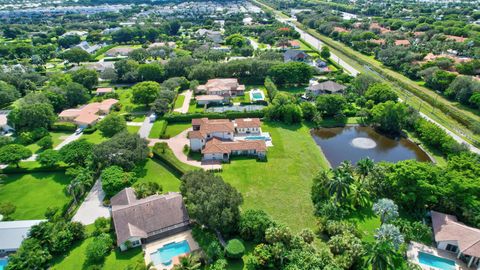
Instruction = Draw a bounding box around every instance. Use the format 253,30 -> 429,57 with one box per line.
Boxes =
431,210 -> 480,269
111,188 -> 191,251
188,118 -> 269,161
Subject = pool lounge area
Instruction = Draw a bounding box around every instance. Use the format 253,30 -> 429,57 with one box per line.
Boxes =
249,89 -> 265,102
144,230 -> 199,270
408,242 -> 471,270
236,132 -> 273,147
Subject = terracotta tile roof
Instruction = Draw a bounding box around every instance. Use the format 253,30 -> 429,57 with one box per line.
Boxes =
197,78 -> 244,95
395,39 -> 410,46
431,210 -> 480,257
96,87 -> 113,94
201,138 -> 266,154
59,109 -> 82,118
195,95 -> 224,101
370,39 -> 386,45
289,40 -> 301,47
111,189 -> 189,246
446,35 -> 467,42
235,118 -> 261,128
333,26 -> 350,33
74,113 -> 99,125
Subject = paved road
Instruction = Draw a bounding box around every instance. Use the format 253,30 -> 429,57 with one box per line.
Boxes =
174,90 -> 193,114
277,17 -> 360,76
72,179 -> 111,225
138,115 -> 154,139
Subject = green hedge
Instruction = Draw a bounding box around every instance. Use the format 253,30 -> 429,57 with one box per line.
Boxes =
151,142 -> 187,177
51,122 -> 77,132
2,164 -> 68,174
83,125 -> 97,134
225,239 -> 245,259
163,111 -> 265,123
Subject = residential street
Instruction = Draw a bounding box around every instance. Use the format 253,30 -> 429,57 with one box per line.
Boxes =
138,115 -> 154,139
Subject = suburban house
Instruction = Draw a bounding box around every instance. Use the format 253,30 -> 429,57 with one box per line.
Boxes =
58,99 -> 118,127
284,49 -> 310,62
0,220 -> 45,255
74,41 -> 103,54
148,42 -> 176,49
105,47 -> 135,57
0,110 -> 13,134
111,188 -> 190,251
288,40 -> 301,49
95,87 -> 114,95
188,118 -> 267,161
195,29 -> 223,44
306,80 -> 346,97
195,78 -> 245,105
431,210 -> 480,269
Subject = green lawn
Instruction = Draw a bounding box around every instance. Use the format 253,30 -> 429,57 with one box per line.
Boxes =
174,94 -> 185,109
219,122 -> 329,232
149,120 -> 167,138
134,158 -> 181,192
188,103 -> 204,113
51,131 -> 73,147
347,207 -> 381,243
0,172 -> 71,220
81,130 -> 108,144
131,115 -> 146,122
116,88 -> 148,114
164,123 -> 191,138
127,125 -> 140,134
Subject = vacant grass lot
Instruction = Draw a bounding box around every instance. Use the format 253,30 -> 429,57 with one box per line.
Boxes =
81,130 -> 108,144
0,172 -> 70,220
174,94 -> 185,109
164,122 -> 191,138
134,158 -> 181,192
148,120 -> 167,138
220,122 -> 329,232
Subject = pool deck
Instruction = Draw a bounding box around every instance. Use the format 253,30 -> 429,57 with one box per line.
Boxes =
235,131 -> 273,147
143,230 -> 200,270
407,242 -> 471,270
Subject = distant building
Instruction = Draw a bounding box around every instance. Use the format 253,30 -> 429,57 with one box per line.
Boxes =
0,110 -> 13,133
394,39 -> 411,46
306,80 -> 346,97
111,189 -> 190,251
61,30 -> 88,37
58,99 -> 118,127
74,41 -> 103,54
148,42 -> 176,49
195,78 -> 245,104
95,87 -> 114,95
284,49 -> 310,62
105,47 -> 135,57
195,29 -> 223,44
0,220 -> 45,255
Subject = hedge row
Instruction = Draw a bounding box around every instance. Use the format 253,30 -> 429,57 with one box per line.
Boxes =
151,143 -> 187,177
298,25 -> 480,141
2,165 -> 68,174
51,122 -> 77,132
163,110 -> 265,123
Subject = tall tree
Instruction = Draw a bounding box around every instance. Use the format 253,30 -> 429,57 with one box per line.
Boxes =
131,81 -> 160,107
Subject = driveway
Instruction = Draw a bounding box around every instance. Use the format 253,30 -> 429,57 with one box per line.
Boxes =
148,128 -> 222,170
54,132 -> 83,150
138,116 -> 154,139
173,90 -> 193,114
72,179 -> 111,225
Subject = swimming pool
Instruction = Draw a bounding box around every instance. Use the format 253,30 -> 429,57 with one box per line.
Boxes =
245,135 -> 271,141
252,92 -> 263,99
418,252 -> 456,270
0,258 -> 8,270
150,240 -> 190,266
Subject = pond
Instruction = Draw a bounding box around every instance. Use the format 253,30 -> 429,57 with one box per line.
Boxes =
311,126 -> 431,167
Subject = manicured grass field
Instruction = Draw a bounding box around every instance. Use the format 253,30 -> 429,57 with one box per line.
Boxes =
0,172 -> 70,220
220,122 -> 329,232
164,122 -> 191,138
127,125 -> 140,134
81,130 -> 108,144
149,120 -> 167,138
174,94 -> 185,109
347,208 -> 381,243
134,158 -> 181,192
116,88 -> 147,114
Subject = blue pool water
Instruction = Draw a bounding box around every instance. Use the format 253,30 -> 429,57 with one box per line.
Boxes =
150,240 -> 190,266
418,252 -> 456,270
0,258 -> 8,270
245,135 -> 271,141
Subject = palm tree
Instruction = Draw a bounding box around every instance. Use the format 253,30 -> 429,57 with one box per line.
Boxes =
356,157 -> 375,181
328,168 -> 354,205
172,254 -> 201,270
67,178 -> 84,205
364,240 -> 399,270
349,182 -> 370,208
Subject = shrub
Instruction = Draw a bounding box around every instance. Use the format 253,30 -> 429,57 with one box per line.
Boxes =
133,181 -> 162,199
51,122 -> 77,132
93,217 -> 111,236
101,165 -> 137,198
0,202 -> 16,220
37,136 -> 53,150
37,149 -> 61,167
239,209 -> 275,243
85,233 -> 113,263
225,239 -> 245,259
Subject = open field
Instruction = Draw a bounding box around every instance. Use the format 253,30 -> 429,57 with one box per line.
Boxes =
0,172 -> 70,220
134,158 -> 181,192
174,94 -> 185,109
219,122 -> 329,232
164,122 -> 191,138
